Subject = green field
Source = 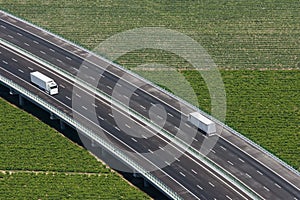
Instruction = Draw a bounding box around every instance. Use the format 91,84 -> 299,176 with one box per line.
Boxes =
0,97 -> 149,199
131,69 -> 300,170
0,172 -> 148,200
1,1 -> 300,70
0,0 -> 299,197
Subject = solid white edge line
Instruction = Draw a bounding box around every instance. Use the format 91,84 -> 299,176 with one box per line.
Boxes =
1,38 -> 253,199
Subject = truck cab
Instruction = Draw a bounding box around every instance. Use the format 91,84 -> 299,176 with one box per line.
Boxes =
48,81 -> 58,95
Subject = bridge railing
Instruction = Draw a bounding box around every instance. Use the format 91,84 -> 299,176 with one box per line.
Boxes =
1,38 -> 261,199
0,73 -> 182,200
2,9 -> 298,177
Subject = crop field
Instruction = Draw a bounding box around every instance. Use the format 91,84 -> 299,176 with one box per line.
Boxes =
1,1 -> 300,70
0,0 -> 299,197
0,172 -> 149,200
132,69 -> 299,170
0,97 -> 149,199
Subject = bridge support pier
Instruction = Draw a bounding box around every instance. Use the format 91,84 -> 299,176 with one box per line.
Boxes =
101,147 -> 107,157
50,112 -> 56,120
91,139 -> 100,148
9,88 -> 16,95
133,170 -> 140,178
91,140 -> 96,147
19,95 -> 24,107
143,179 -> 149,187
60,120 -> 65,130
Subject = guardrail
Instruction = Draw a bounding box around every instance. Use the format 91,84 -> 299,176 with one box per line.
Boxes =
2,9 -> 298,178
0,38 -> 261,199
0,73 -> 182,200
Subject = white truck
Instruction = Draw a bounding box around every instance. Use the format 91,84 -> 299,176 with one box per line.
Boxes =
188,112 -> 216,136
30,71 -> 58,95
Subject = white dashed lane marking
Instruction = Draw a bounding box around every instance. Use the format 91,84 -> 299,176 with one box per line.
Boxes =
131,137 -> 137,142
140,105 -> 146,110
59,84 -> 65,88
197,185 -> 203,190
157,115 -> 163,120
98,116 -> 104,120
175,157 -> 180,162
150,102 -> 156,107
18,69 -> 24,73
257,170 -> 263,175
191,169 -> 197,174
8,35 -> 13,38
24,42 -> 30,46
17,32 -> 23,36
185,123 -> 191,128
33,40 -> 39,44
209,182 -> 215,187
12,58 -> 18,62
2,60 -> 8,64
81,106 -> 87,110
158,146 -> 164,151
148,149 -> 153,154
106,85 -> 112,90
220,146 -> 227,151
179,172 -> 186,177
49,48 -> 55,52
275,183 -> 281,189
65,96 -> 71,100
238,158 -> 245,163
92,103 -> 97,108
227,160 -> 234,166
167,113 -> 174,117
141,135 -> 147,139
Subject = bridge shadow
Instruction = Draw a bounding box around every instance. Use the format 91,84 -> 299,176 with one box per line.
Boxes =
0,84 -> 168,200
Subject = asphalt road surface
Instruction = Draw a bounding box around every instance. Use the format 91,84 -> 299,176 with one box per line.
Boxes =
0,11 -> 299,200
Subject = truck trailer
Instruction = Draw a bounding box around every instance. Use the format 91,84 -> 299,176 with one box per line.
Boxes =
188,112 -> 216,135
30,71 -> 58,95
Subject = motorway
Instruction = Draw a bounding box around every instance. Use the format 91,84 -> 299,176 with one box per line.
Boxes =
1,11 -> 300,199
0,30 -> 248,200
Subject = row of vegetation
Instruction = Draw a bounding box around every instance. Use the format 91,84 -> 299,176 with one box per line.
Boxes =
133,69 -> 299,170
1,0 -> 300,70
184,70 -> 300,170
0,172 -> 148,199
0,1 -> 299,198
